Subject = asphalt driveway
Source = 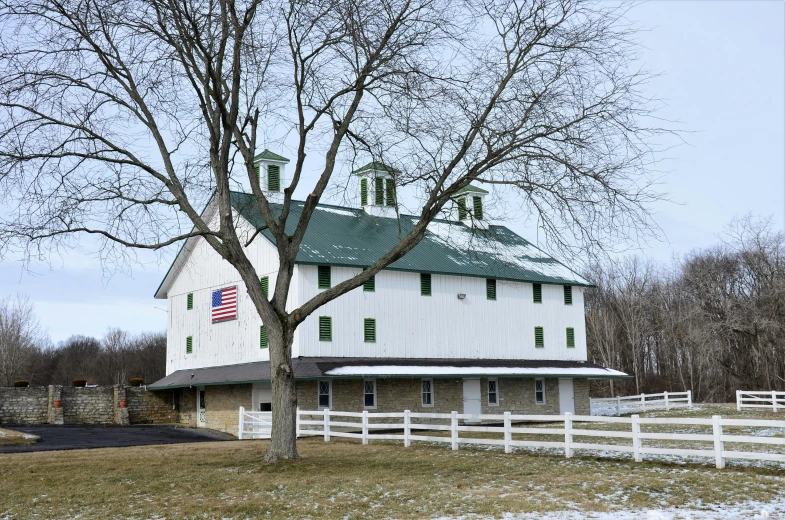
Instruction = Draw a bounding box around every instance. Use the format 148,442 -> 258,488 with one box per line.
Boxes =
0,425 -> 230,453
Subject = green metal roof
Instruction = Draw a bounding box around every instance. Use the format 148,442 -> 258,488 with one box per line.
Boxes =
231,192 -> 592,286
455,184 -> 489,195
351,161 -> 401,175
253,149 -> 290,163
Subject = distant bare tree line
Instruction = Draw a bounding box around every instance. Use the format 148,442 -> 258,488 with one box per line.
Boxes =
0,295 -> 165,386
587,216 -> 785,403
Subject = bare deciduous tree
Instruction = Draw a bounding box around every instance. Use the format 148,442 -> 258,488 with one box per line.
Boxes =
0,0 -> 668,460
0,294 -> 47,385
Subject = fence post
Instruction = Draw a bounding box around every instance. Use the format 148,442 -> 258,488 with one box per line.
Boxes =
362,410 -> 369,445
324,408 -> 331,442
451,411 -> 458,451
631,414 -> 641,462
736,390 -> 741,412
503,411 -> 512,454
238,406 -> 244,440
664,391 -> 670,411
564,412 -> 573,458
616,395 -> 621,416
712,415 -> 725,469
773,391 -> 779,413
687,390 -> 692,408
641,394 -> 646,412
404,410 -> 411,447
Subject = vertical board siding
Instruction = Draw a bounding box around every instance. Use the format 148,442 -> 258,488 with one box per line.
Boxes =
296,265 -> 587,360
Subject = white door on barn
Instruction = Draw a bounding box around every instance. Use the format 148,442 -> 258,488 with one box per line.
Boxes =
252,383 -> 272,412
558,379 -> 575,415
196,386 -> 207,427
462,379 -> 482,420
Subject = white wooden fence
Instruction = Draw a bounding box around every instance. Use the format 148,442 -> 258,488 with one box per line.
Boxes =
737,391 -> 785,412
590,391 -> 692,416
238,407 -> 272,439
271,408 -> 785,469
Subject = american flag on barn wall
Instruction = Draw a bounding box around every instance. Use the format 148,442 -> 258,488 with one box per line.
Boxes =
212,286 -> 238,322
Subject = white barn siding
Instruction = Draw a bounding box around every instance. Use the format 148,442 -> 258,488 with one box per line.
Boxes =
296,265 -> 587,360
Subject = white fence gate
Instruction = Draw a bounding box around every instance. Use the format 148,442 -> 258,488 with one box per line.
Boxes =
737,391 -> 785,412
591,391 -> 692,416
238,407 -> 272,439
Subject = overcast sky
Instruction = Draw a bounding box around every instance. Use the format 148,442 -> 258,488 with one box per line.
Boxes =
1,0 -> 783,345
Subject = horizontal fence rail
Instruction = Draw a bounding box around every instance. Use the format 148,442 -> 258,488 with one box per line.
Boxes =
591,391 -> 692,416
236,407 -> 785,469
238,407 -> 272,439
737,390 -> 785,412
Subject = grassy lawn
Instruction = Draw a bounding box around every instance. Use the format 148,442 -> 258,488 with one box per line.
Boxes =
0,428 -> 38,447
1,405 -> 784,519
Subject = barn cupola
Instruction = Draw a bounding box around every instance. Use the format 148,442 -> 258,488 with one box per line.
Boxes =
453,184 -> 489,230
351,161 -> 399,218
253,149 -> 290,203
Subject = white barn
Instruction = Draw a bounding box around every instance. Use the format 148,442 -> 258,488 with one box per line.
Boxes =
149,151 -> 628,433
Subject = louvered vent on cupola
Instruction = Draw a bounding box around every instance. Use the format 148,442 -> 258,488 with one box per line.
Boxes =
351,161 -> 399,218
452,184 -> 489,229
252,149 -> 290,203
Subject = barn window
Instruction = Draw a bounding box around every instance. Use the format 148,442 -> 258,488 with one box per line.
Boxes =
534,326 -> 544,348
385,179 -> 396,207
186,293 -> 194,310
186,336 -> 193,354
421,379 -> 434,407
486,279 -> 497,300
488,379 -> 498,406
260,326 -> 268,349
375,177 -> 384,205
566,327 -> 575,348
420,273 -> 432,296
318,381 -> 331,409
457,197 -> 467,220
268,165 -> 281,192
533,283 -> 542,303
564,285 -> 573,305
260,276 -> 269,298
360,178 -> 368,206
472,196 -> 484,220
364,380 -> 377,409
318,265 -> 331,289
364,318 -> 376,343
319,316 -> 332,341
534,379 -> 545,404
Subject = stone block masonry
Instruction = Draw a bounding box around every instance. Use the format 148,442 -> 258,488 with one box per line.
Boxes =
0,387 -> 49,425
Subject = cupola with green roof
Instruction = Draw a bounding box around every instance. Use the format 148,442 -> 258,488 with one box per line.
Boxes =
453,184 -> 489,229
351,161 -> 399,218
253,149 -> 290,202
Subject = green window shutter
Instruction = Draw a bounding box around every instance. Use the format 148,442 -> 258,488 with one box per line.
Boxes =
186,293 -> 193,310
364,318 -> 376,342
260,276 -> 269,298
319,316 -> 332,341
566,327 -> 575,348
374,177 -> 384,205
360,178 -> 368,206
420,273 -> 432,296
564,285 -> 573,305
317,265 -> 331,289
385,179 -> 395,207
268,165 -> 281,192
260,325 -> 268,349
486,279 -> 496,300
457,198 -> 467,220
186,336 -> 193,354
364,274 -> 375,292
533,283 -> 542,303
472,196 -> 484,220
534,327 -> 544,348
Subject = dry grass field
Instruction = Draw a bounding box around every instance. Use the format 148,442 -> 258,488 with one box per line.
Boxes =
1,405 -> 784,519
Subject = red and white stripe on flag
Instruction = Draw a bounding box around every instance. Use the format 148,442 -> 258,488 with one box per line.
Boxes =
211,285 -> 238,323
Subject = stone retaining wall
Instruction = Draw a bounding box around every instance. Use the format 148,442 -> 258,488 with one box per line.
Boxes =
0,387 -> 49,425
61,386 -> 115,424
126,387 -> 179,424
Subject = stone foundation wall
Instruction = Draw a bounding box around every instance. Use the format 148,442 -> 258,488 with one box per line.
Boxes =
0,387 -> 49,425
126,387 -> 179,424
203,385 -> 253,433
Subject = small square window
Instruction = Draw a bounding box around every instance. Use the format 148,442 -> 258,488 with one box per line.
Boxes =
421,379 -> 434,407
534,379 -> 545,404
488,379 -> 498,406
363,380 -> 376,409
318,381 -> 331,409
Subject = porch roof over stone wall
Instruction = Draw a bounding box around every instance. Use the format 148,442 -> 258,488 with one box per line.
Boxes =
148,358 -> 630,390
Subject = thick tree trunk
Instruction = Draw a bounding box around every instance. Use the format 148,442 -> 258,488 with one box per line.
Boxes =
264,325 -> 299,462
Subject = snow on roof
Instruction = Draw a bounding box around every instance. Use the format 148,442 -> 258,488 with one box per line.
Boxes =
325,365 -> 628,378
